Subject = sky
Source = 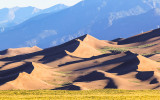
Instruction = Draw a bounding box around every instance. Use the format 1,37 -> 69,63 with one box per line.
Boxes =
0,0 -> 82,9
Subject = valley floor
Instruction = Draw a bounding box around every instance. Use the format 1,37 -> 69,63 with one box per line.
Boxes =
0,89 -> 160,100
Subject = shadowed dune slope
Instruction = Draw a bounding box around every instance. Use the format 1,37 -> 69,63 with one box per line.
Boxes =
118,28 -> 160,45
65,39 -> 101,58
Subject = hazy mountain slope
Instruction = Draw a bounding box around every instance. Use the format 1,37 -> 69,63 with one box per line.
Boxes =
0,4 -> 68,32
0,7 -> 41,29
41,4 -> 68,14
100,8 -> 160,40
0,0 -> 160,50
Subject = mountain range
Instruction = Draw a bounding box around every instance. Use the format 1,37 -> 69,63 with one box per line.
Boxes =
0,4 -> 68,32
0,0 -> 160,50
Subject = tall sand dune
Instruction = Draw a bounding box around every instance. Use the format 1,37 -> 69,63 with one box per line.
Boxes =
65,39 -> 101,58
81,34 -> 110,49
0,46 -> 42,58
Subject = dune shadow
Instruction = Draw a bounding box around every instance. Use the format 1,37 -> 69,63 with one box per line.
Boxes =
105,77 -> 118,89
74,53 -> 139,74
144,54 -> 155,58
0,49 -> 8,55
150,78 -> 159,84
107,56 -> 139,75
74,71 -> 106,82
55,70 -> 118,90
39,51 -> 68,64
58,53 -> 114,67
0,62 -> 34,85
0,52 -> 40,62
136,71 -> 154,81
74,71 -> 118,89
39,40 -> 80,64
53,85 -> 81,90
0,61 -> 20,70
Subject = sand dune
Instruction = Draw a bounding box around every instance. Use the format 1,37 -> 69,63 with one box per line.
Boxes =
56,51 -> 160,90
0,62 -> 63,90
65,39 -> 101,58
58,70 -> 160,90
81,34 -> 110,49
0,46 -> 42,58
0,72 -> 53,90
0,30 -> 160,90
137,55 -> 160,71
148,54 -> 160,62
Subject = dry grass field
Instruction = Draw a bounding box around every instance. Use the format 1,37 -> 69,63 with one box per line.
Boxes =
0,89 -> 160,100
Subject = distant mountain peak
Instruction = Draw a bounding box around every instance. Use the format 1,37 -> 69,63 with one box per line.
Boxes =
0,1 -> 160,50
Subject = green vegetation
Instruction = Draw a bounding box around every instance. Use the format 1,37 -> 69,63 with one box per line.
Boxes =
157,68 -> 160,71
142,51 -> 160,57
129,80 -> 141,83
99,43 -> 158,54
99,46 -> 128,54
55,71 -> 72,74
0,89 -> 160,100
125,43 -> 157,49
142,53 -> 155,57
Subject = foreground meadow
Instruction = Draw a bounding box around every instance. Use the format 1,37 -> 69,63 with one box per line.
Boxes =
0,89 -> 160,100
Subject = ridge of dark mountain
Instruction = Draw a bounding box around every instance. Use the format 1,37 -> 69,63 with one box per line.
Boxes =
118,28 -> 160,45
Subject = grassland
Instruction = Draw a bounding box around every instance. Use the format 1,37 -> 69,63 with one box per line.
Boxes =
99,43 -> 159,55
142,51 -> 160,57
0,89 -> 160,100
99,47 -> 128,54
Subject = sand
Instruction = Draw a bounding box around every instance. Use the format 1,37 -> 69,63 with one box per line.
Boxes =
0,29 -> 160,90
